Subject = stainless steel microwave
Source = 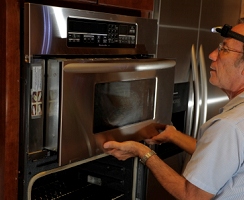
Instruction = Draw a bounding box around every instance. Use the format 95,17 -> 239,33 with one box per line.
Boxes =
40,58 -> 175,166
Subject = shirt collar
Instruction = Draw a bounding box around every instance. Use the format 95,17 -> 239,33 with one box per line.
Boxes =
220,91 -> 244,113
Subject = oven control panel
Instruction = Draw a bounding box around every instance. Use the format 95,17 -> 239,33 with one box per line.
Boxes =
67,17 -> 137,48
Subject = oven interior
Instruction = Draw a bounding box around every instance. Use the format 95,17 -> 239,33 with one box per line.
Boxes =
31,156 -> 136,200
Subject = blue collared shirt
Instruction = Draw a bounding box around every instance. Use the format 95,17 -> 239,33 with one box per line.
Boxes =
183,92 -> 244,199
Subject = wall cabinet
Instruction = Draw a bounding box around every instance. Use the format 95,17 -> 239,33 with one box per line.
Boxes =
63,0 -> 154,11
62,0 -> 97,3
98,0 -> 154,11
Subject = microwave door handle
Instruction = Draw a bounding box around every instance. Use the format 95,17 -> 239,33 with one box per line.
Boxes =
63,60 -> 176,73
191,44 -> 200,139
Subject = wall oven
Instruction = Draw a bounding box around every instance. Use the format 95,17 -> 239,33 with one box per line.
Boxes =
19,3 -> 176,200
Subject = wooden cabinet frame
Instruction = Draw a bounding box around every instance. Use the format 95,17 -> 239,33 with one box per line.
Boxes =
0,0 -> 20,200
98,0 -> 154,11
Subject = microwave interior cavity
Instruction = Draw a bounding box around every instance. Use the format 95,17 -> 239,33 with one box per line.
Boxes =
93,78 -> 156,133
67,17 -> 137,48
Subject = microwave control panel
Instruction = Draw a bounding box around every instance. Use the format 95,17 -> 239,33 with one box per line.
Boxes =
67,17 -> 137,48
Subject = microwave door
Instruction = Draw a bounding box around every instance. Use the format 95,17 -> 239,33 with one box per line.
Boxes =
59,58 -> 175,166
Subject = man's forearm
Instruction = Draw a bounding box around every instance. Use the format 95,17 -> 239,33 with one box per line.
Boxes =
141,150 -> 213,200
169,130 -> 196,155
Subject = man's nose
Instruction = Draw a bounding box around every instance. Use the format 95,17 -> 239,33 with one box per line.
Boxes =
209,48 -> 218,61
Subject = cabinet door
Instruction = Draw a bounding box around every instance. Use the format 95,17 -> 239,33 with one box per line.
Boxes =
98,0 -> 154,11
59,0 -> 97,3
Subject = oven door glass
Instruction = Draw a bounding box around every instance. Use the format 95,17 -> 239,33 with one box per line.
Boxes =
93,79 -> 156,133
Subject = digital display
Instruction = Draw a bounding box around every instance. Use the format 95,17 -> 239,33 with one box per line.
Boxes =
68,19 -> 108,34
93,79 -> 156,133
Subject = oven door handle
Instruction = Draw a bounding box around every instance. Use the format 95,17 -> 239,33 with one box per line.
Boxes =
63,59 -> 176,73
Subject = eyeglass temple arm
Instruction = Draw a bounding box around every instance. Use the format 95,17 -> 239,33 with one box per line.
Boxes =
212,24 -> 244,43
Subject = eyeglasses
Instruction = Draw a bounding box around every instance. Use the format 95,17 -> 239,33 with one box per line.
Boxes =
218,43 -> 244,54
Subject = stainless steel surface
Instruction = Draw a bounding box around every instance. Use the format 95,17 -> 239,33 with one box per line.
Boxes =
185,74 -> 194,137
157,0 -> 201,83
63,58 -> 176,73
24,3 -> 158,58
190,44 -> 200,138
60,58 -> 175,166
199,45 -> 208,127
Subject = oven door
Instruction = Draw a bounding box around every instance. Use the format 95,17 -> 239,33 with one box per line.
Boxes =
54,58 -> 175,166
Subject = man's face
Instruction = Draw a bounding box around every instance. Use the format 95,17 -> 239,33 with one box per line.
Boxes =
208,36 -> 244,94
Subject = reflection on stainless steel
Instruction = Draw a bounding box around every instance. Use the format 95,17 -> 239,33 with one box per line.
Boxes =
207,96 -> 229,104
42,6 -> 51,54
96,123 -> 165,153
134,123 -> 166,140
52,7 -> 67,38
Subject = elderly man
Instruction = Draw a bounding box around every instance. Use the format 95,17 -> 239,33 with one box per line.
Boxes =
103,22 -> 244,200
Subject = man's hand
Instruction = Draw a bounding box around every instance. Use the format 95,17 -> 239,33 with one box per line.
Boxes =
103,140 -> 151,160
